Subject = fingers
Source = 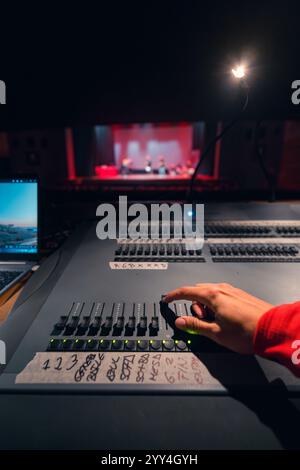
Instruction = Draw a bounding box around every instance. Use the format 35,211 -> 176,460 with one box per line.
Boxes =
163,284 -> 217,307
175,315 -> 219,339
191,301 -> 205,318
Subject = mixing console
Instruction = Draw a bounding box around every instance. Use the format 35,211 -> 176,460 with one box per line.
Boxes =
47,300 -> 222,353
1,206 -> 300,451
1,213 -> 300,395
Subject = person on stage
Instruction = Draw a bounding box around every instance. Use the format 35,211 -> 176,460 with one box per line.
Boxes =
158,156 -> 169,176
144,155 -> 153,174
120,156 -> 132,175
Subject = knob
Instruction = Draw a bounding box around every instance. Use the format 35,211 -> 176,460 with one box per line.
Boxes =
61,339 -> 73,350
54,315 -> 68,331
150,340 -> 162,351
86,339 -> 97,350
48,339 -> 60,351
162,339 -> 175,351
73,339 -> 85,350
124,340 -> 136,351
175,340 -> 187,351
99,340 -> 110,351
111,340 -> 123,350
137,340 -> 148,351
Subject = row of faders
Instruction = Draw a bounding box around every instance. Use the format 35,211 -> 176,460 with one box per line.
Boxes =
114,243 -> 205,262
47,301 -> 224,353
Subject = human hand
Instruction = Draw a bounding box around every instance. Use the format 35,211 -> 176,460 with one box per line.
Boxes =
163,283 -> 273,354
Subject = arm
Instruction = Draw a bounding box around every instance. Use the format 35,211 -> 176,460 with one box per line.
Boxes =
163,283 -> 300,377
253,301 -> 300,377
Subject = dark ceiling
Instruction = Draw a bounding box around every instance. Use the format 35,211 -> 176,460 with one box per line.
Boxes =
1,1 -> 300,129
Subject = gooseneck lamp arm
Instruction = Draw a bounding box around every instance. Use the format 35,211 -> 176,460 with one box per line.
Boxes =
187,70 -> 249,202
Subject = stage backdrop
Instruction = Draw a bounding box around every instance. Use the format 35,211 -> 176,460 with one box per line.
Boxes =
112,123 -> 194,169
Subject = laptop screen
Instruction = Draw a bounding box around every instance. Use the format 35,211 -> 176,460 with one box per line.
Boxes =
0,178 -> 38,254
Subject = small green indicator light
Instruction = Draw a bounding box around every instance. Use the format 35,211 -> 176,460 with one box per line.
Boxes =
100,339 -> 104,343
50,339 -> 54,343
137,340 -> 141,344
88,339 -> 91,343
125,340 -> 128,344
75,339 -> 79,343
63,339 -> 67,343
175,340 -> 179,344
187,340 -> 191,345
112,340 -> 116,343
150,340 -> 153,344
162,340 -> 166,344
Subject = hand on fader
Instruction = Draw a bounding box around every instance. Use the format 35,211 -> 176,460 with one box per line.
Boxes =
163,283 -> 273,354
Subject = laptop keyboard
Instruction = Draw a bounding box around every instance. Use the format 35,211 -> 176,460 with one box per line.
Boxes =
0,271 -> 22,292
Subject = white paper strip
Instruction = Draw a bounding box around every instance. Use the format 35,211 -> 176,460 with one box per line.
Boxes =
109,262 -> 168,270
15,352 -> 219,386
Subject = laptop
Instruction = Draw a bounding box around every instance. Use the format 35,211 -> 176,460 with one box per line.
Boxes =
0,176 -> 39,304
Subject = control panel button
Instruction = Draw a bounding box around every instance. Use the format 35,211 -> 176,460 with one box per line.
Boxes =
175,340 -> 187,351
125,316 -> 136,336
137,340 -> 148,351
113,316 -> 125,335
86,339 -> 97,350
48,339 -> 60,351
99,339 -> 111,351
129,246 -> 136,255
73,339 -> 85,350
111,340 -> 123,350
54,315 -> 68,331
115,246 -> 122,256
77,316 -> 91,335
89,316 -> 102,334
124,340 -> 136,351
149,340 -> 162,351
149,316 -> 159,336
162,339 -> 175,351
137,316 -> 147,336
65,316 -> 80,334
61,339 -> 73,350
101,316 -> 113,335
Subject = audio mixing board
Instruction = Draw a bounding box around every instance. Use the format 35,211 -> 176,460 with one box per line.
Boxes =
0,214 -> 299,394
1,204 -> 300,450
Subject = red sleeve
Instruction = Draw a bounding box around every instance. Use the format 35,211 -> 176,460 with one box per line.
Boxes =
253,301 -> 300,377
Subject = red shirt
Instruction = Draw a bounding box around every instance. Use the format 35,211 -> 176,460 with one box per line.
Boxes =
253,301 -> 300,377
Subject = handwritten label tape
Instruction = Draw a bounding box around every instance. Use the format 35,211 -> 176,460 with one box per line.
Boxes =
15,352 -> 219,386
109,262 -> 168,270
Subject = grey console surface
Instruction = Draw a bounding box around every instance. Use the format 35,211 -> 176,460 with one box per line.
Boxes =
0,202 -> 300,449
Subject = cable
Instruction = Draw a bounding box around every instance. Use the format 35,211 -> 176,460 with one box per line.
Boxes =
187,81 -> 249,202
254,121 -> 276,202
